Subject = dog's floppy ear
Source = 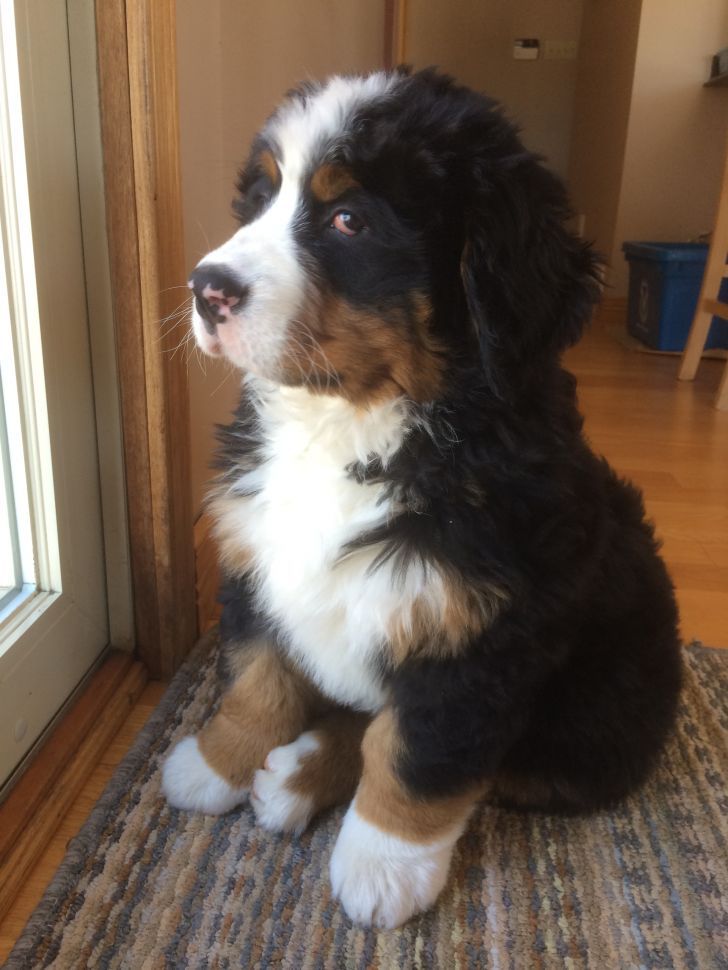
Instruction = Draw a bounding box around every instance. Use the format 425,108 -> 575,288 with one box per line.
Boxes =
461,154 -> 601,389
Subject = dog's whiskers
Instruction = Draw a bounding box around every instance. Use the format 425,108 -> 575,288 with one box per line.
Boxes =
161,326 -> 194,360
285,336 -> 328,390
287,321 -> 338,391
156,296 -> 195,344
209,360 -> 237,397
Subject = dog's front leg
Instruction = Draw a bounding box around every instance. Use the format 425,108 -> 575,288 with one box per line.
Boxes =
330,709 -> 483,929
162,639 -> 318,814
250,708 -> 370,834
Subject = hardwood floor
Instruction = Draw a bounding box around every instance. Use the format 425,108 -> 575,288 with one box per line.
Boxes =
0,682 -> 167,962
0,321 -> 726,960
566,325 -> 728,648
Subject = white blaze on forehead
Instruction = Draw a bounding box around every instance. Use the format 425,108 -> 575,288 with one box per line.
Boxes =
266,72 -> 399,181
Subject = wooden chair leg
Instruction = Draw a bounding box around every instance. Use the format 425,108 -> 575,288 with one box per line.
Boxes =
679,139 -> 728,394
716,360 -> 728,410
679,303 -> 718,381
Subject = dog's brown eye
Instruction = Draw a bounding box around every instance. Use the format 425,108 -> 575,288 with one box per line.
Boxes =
331,211 -> 365,236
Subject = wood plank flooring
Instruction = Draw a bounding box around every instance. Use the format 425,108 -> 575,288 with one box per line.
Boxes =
1,322 -> 726,960
0,683 -> 167,962
566,325 -> 728,647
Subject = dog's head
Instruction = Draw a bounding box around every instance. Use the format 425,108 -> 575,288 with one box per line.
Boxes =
189,69 -> 600,404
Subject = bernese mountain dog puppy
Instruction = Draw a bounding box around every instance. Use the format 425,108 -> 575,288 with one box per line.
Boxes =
162,68 -> 683,929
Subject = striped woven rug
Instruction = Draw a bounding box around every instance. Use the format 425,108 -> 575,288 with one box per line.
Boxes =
6,641 -> 728,969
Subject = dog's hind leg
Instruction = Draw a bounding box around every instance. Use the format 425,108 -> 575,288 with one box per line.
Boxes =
162,638 -> 323,814
251,709 -> 370,835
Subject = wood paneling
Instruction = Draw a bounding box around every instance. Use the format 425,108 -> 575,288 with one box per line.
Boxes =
95,0 -> 196,677
384,0 -> 407,67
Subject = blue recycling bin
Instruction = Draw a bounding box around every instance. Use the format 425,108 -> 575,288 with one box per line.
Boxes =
622,242 -> 728,351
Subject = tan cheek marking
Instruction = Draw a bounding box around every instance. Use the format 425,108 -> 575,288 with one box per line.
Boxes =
356,709 -> 484,843
387,571 -> 509,664
198,646 -> 325,789
310,163 -> 360,202
402,291 -> 445,401
288,292 -> 445,405
286,710 -> 370,811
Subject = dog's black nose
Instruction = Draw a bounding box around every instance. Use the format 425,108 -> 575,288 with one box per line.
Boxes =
189,264 -> 250,334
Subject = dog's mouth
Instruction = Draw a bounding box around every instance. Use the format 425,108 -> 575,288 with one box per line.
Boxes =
188,264 -> 256,363
188,272 -> 302,381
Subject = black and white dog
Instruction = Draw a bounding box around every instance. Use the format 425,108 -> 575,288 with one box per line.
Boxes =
162,69 -> 682,929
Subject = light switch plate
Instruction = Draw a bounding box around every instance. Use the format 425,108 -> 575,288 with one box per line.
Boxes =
544,40 -> 578,60
513,39 -> 540,60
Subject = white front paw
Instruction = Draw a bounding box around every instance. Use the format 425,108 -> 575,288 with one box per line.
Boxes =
161,735 -> 248,814
250,732 -> 320,834
330,803 -> 458,929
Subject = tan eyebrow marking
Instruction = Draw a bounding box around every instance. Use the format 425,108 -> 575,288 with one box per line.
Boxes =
258,149 -> 281,189
310,163 -> 360,203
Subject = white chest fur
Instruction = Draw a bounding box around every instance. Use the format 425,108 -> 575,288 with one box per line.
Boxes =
212,384 -> 437,712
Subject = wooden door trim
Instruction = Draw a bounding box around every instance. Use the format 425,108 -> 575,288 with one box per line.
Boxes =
95,0 -> 196,677
384,0 -> 408,68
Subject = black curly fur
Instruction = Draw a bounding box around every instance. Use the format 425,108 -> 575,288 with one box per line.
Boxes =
215,69 -> 682,813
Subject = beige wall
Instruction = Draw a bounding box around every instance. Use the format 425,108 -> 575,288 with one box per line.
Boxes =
176,0 -> 386,512
609,0 -> 728,294
567,0 -> 643,269
177,0 -> 728,512
405,0 -> 585,177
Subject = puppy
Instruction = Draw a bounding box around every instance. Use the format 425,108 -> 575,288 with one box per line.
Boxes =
162,69 -> 682,929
